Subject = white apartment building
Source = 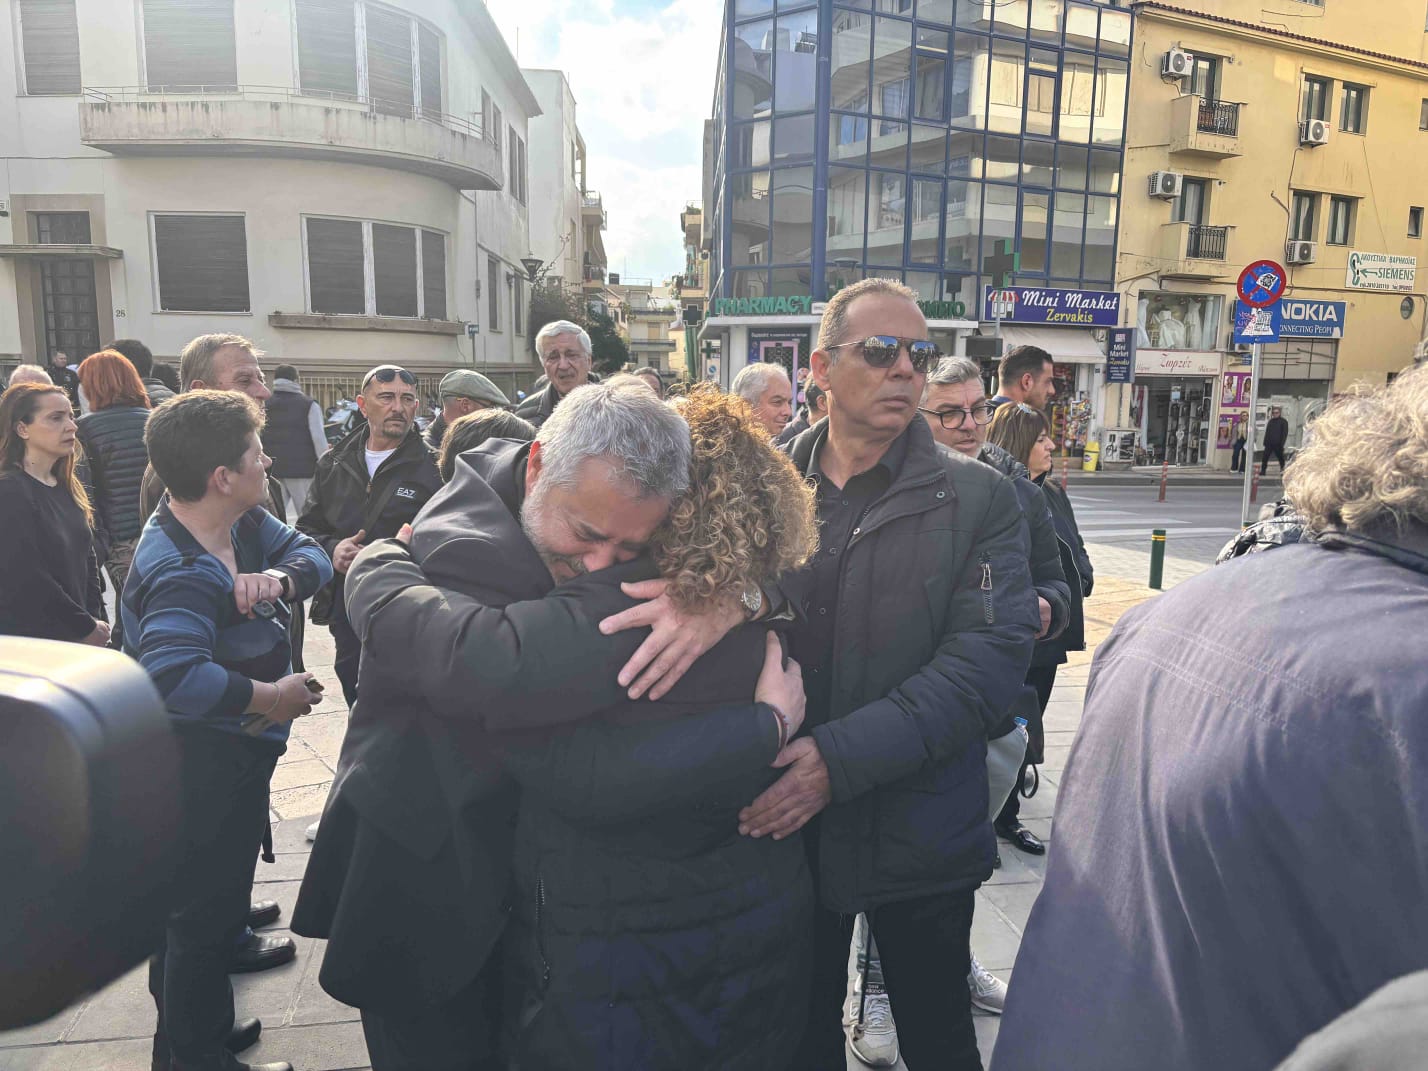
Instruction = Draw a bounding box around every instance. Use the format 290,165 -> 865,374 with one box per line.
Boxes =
522,68 -> 584,289
1,0 -> 544,400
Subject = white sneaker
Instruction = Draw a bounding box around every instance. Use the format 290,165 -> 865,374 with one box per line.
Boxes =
843,915 -> 899,1068
305,819 -> 320,842
968,951 -> 1007,1015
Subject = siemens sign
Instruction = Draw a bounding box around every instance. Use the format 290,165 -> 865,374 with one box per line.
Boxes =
1278,300 -> 1347,339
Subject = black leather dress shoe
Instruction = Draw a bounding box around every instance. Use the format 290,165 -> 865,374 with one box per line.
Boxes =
229,933 -> 297,974
995,820 -> 1046,856
247,900 -> 281,929
226,1018 -> 261,1054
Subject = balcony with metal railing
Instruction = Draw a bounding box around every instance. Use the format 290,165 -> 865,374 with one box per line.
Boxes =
1159,221 -> 1233,278
79,85 -> 502,189
581,191 -> 607,228
1168,94 -> 1242,159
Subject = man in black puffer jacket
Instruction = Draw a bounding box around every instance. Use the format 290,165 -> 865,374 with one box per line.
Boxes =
757,279 -> 1039,1071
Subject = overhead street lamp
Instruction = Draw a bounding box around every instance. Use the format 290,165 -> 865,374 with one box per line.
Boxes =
521,254 -> 544,284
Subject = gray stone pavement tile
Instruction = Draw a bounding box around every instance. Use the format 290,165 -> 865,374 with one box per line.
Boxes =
239,1021 -> 370,1070
272,782 -> 336,821
0,1004 -> 83,1050
0,1036 -> 154,1070
65,964 -> 151,1042
980,882 -> 1045,934
271,758 -> 337,794
973,892 -> 1028,971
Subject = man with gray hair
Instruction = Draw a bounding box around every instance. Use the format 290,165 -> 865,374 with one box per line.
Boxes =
517,319 -> 596,428
294,377 -> 800,1068
6,363 -> 52,390
732,362 -> 794,438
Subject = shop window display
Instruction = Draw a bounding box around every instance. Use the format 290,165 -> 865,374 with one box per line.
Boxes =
1137,293 -> 1221,350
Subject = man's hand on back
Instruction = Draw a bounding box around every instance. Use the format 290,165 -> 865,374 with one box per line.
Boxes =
738,737 -> 831,841
599,578 -> 745,700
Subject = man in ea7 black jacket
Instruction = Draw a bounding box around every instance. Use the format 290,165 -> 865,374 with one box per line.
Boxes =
296,366 -> 440,706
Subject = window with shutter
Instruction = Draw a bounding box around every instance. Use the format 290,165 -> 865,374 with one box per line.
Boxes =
365,5 -> 414,116
142,0 -> 237,92
418,24 -> 441,115
19,0 -> 81,96
509,126 -> 519,200
153,215 -> 249,312
306,218 -> 366,313
373,223 -> 419,317
421,230 -> 446,319
296,0 -> 358,99
514,277 -> 523,334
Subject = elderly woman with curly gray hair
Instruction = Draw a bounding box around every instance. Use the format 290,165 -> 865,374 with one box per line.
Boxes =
996,365 -> 1428,1071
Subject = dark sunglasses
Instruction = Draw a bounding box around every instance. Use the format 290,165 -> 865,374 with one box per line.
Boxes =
361,365 -> 417,390
826,335 -> 941,373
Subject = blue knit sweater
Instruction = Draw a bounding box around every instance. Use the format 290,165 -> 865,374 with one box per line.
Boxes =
121,498 -> 332,749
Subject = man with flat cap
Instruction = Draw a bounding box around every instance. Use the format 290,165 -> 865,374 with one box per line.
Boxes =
297,365 -> 441,707
424,369 -> 511,452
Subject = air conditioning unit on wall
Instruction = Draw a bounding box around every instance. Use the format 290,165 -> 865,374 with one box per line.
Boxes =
1286,240 -> 1317,265
1162,48 -> 1194,79
1300,119 -> 1330,146
1148,171 -> 1185,199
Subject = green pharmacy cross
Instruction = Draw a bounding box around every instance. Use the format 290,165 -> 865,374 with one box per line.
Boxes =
986,239 -> 1020,289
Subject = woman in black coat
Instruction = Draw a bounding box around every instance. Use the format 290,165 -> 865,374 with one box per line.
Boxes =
987,404 -> 1094,817
0,383 -> 107,644
499,385 -> 820,1071
75,350 -> 152,605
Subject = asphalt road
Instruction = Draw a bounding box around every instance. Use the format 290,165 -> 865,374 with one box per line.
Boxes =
1060,474 -> 1283,587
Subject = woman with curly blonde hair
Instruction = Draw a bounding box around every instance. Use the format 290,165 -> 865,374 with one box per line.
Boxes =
498,382 -> 821,1071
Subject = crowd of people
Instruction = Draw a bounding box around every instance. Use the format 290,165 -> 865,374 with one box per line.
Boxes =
1,277 -> 1426,1071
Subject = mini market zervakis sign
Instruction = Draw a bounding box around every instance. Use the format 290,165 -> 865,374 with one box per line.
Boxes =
980,285 -> 1121,326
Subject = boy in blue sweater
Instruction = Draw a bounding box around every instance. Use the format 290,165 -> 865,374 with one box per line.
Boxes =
123,390 -> 332,1071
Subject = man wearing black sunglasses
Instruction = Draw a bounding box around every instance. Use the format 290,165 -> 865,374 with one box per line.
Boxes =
739,277 -> 1040,1071
297,365 -> 440,706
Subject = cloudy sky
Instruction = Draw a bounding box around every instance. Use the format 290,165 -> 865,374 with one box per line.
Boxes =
483,0 -> 720,284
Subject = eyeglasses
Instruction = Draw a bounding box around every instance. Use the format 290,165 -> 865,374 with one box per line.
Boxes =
361,365 -> 416,390
542,348 -> 589,366
825,336 -> 941,373
917,402 -> 996,429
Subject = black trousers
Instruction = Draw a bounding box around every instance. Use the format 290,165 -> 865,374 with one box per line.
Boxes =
150,729 -> 277,1069
1231,440 -> 1246,473
1260,443 -> 1287,474
330,594 -> 361,708
359,956 -> 503,1071
794,822 -> 981,1070
997,664 -> 1058,827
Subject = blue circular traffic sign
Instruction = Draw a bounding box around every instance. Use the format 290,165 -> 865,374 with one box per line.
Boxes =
1237,260 -> 1287,308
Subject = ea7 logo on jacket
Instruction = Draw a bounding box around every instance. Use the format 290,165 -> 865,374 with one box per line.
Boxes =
393,486 -> 419,500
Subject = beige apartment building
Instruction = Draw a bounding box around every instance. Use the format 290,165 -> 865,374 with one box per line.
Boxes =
1118,0 -> 1428,468
670,201 -> 708,380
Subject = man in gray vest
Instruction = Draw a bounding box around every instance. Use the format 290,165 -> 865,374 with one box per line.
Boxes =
265,365 -> 329,517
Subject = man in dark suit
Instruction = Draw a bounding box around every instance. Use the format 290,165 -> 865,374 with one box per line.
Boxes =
1261,405 -> 1290,474
293,379 -> 799,1070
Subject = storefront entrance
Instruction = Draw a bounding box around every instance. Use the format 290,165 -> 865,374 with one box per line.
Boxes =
1133,378 -> 1214,465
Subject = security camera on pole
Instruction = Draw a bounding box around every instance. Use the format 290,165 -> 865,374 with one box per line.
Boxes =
1233,258 -> 1288,526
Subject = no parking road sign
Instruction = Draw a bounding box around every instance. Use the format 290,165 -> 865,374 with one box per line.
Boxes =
1237,259 -> 1287,308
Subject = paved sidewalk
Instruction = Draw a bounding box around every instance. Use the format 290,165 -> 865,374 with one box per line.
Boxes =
1,573 -> 1172,1070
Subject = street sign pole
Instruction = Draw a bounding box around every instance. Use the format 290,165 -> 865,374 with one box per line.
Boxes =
1240,340 -> 1262,526
1233,258 -> 1286,527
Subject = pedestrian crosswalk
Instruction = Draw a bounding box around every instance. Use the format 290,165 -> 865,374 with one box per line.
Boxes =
1066,494 -> 1238,543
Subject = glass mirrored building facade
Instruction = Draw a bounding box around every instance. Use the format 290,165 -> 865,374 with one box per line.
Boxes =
707,0 -> 1132,313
